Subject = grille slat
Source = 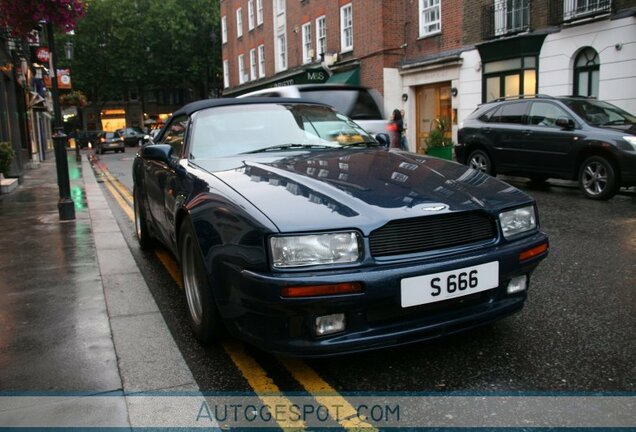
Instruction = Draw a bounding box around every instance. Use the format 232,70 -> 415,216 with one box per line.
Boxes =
369,211 -> 496,257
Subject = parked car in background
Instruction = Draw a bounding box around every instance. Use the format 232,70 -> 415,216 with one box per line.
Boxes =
96,131 -> 125,154
133,97 -> 549,357
116,127 -> 149,147
457,95 -> 636,200
238,84 -> 387,136
76,130 -> 102,148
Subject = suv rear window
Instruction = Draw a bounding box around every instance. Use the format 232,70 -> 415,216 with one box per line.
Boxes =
299,89 -> 383,120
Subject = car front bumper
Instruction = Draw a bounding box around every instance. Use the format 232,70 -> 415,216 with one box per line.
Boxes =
216,231 -> 549,357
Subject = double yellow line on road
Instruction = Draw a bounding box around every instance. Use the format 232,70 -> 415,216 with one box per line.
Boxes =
93,157 -> 375,431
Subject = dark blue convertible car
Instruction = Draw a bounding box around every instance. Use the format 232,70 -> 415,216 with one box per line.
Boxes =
133,98 -> 549,357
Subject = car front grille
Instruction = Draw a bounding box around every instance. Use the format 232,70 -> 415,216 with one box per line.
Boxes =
369,211 -> 497,257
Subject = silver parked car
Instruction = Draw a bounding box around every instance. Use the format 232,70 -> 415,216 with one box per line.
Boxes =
238,84 -> 387,136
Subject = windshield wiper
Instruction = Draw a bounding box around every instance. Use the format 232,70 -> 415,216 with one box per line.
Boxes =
341,141 -> 382,148
601,120 -> 632,126
241,143 -> 339,154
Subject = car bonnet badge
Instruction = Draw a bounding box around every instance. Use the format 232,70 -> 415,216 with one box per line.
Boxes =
420,204 -> 448,212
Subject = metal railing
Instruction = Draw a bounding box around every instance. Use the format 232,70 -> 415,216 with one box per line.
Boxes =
482,0 -> 530,40
550,0 -> 612,24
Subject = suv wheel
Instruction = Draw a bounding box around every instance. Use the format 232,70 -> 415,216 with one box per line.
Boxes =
579,156 -> 618,200
468,149 -> 495,176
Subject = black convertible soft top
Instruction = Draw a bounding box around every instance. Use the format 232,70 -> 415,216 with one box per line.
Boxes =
172,97 -> 328,117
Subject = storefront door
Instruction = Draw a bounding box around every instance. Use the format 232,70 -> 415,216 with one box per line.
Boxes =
415,82 -> 452,153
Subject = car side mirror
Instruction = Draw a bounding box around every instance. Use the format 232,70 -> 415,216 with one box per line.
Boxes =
141,144 -> 172,163
375,133 -> 390,147
555,118 -> 575,130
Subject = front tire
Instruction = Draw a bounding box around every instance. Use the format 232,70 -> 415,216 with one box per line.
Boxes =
579,156 -> 618,200
179,219 -> 219,344
133,186 -> 154,250
468,149 -> 496,176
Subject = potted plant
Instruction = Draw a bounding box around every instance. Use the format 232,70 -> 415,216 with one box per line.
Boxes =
0,142 -> 15,179
425,118 -> 454,160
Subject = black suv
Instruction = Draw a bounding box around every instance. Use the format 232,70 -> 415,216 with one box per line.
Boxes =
457,96 -> 636,200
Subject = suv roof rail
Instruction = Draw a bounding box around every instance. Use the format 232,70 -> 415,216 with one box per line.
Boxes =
490,94 -> 556,103
557,95 -> 597,99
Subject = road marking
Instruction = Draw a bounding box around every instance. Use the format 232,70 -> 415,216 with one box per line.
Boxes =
95,157 -> 375,431
279,358 -> 376,430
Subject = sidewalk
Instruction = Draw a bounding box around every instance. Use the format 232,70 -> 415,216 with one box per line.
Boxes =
0,151 -> 204,428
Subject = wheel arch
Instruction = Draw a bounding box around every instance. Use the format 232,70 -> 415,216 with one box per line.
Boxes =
574,145 -> 621,183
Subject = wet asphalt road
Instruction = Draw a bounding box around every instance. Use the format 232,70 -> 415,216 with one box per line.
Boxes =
97,151 -> 636,393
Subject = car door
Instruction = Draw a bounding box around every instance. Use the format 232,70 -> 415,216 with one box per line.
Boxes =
144,114 -> 189,244
523,101 -> 580,176
484,101 -> 529,170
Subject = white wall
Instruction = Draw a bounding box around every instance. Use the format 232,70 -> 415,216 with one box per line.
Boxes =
457,49 -> 483,129
540,16 -> 636,113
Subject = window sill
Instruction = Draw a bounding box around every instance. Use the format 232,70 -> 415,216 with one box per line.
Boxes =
340,47 -> 353,55
417,31 -> 441,41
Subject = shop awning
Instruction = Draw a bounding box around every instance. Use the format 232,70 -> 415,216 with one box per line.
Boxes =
327,68 -> 360,85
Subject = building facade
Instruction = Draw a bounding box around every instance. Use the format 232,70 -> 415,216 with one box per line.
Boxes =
222,0 -> 636,153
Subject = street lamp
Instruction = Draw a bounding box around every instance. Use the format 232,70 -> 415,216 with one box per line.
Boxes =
47,21 -> 75,221
64,41 -> 74,60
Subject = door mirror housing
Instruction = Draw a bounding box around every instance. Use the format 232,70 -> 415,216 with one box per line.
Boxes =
375,133 -> 390,147
141,144 -> 172,163
555,117 -> 575,130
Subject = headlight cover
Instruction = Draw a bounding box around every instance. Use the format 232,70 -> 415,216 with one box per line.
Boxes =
499,206 -> 536,239
623,136 -> 636,151
270,232 -> 361,268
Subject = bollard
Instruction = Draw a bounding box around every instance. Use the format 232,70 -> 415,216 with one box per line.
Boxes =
53,128 -> 75,221
75,137 -> 81,162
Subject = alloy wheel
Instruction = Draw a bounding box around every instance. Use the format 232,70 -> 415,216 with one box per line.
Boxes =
182,234 -> 204,326
581,161 -> 608,196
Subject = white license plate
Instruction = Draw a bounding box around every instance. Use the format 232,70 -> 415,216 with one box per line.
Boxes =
401,261 -> 499,308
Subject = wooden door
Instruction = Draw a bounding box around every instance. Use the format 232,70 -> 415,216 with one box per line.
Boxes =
415,82 -> 452,153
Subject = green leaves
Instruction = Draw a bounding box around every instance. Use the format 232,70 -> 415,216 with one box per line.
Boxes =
70,0 -> 220,104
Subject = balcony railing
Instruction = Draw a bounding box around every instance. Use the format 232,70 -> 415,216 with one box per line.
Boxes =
549,0 -> 612,24
482,0 -> 530,40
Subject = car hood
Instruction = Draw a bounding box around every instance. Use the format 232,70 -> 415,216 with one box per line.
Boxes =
201,149 -> 533,233
595,123 -> 636,135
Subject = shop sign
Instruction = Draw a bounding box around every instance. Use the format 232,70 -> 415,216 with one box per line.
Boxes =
36,48 -> 50,63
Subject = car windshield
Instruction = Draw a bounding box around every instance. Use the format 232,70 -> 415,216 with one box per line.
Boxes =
188,103 -> 376,159
562,99 -> 636,126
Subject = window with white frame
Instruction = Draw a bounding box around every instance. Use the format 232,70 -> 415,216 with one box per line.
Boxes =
277,34 -> 287,70
221,16 -> 227,44
223,59 -> 230,88
256,0 -> 263,25
340,4 -> 353,52
238,54 -> 247,84
248,0 -> 255,31
419,0 -> 441,37
316,16 -> 326,56
258,44 -> 265,78
302,22 -> 312,63
236,8 -> 243,38
250,48 -> 257,81
276,0 -> 285,15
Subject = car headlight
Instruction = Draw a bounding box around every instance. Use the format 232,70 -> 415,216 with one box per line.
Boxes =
270,232 -> 361,268
499,206 -> 536,239
623,136 -> 636,151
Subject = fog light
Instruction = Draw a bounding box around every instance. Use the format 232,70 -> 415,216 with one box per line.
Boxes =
507,275 -> 528,294
315,313 -> 346,336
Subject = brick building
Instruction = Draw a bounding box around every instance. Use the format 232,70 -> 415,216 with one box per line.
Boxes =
221,1 -> 636,153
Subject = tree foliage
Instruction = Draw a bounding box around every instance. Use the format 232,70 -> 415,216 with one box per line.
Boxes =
66,0 -> 220,105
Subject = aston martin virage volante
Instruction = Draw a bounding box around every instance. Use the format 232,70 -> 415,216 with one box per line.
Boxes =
132,98 -> 549,357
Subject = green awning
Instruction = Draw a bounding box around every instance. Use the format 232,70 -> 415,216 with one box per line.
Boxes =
327,68 -> 360,85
